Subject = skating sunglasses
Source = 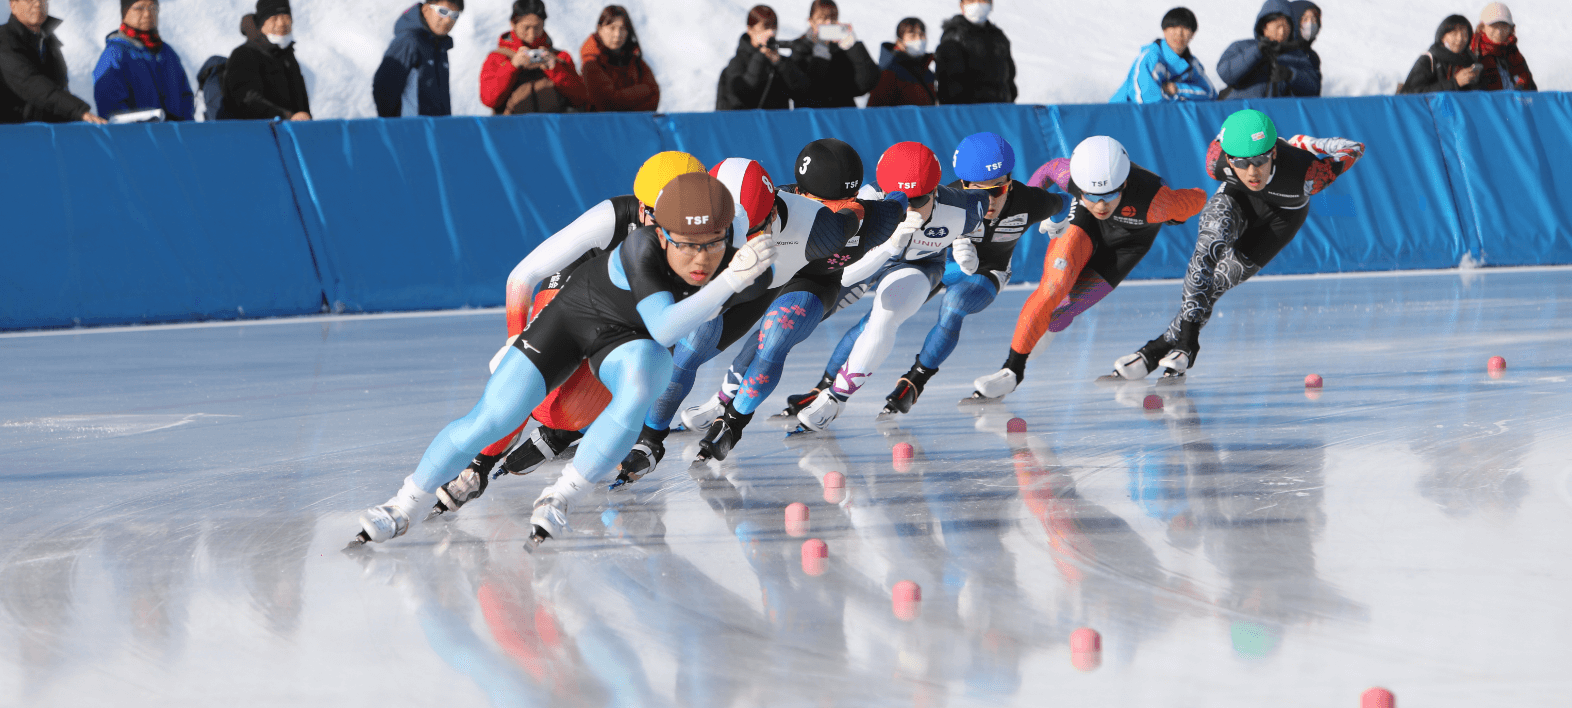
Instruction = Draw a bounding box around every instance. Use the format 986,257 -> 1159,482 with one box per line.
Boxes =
1226,151 -> 1274,169
906,192 -> 934,208
963,180 -> 1010,198
428,4 -> 462,19
665,233 -> 730,254
1082,189 -> 1121,204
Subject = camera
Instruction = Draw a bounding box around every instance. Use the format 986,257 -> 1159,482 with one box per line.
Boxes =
528,48 -> 550,63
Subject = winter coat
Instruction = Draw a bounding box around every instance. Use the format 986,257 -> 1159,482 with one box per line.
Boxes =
0,15 -> 91,123
867,42 -> 936,107
479,30 -> 588,114
92,30 -> 196,121
580,35 -> 658,112
714,33 -> 810,110
1398,20 -> 1481,94
935,15 -> 1017,105
1216,0 -> 1321,98
373,4 -> 452,117
780,33 -> 880,108
222,35 -> 310,120
1470,26 -> 1535,92
1110,38 -> 1216,103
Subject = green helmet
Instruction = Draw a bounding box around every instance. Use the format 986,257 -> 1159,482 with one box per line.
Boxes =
1219,109 -> 1278,158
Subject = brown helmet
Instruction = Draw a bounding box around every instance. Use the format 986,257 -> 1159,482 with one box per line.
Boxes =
654,172 -> 736,237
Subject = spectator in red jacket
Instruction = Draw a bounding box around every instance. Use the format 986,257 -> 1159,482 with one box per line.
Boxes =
479,0 -> 589,114
1469,2 -> 1535,91
868,17 -> 936,106
580,5 -> 658,112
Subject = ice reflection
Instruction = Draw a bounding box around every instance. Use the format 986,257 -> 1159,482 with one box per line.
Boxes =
0,528 -> 96,698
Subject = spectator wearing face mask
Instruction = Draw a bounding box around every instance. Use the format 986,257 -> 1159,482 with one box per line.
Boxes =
782,0 -> 879,108
936,0 -> 1017,105
480,0 -> 589,114
1469,3 -> 1535,91
1398,15 -> 1481,94
222,0 -> 310,120
580,5 -> 658,112
1289,2 -> 1322,74
373,0 -> 463,117
716,5 -> 809,110
868,17 -> 936,106
1110,7 -> 1215,103
1216,0 -> 1320,98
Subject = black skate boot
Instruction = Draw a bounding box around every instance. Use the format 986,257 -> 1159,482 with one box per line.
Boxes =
612,426 -> 669,489
428,451 -> 500,520
779,371 -> 836,417
498,426 -> 583,478
698,402 -> 754,461
1098,337 -> 1176,383
883,357 -> 939,414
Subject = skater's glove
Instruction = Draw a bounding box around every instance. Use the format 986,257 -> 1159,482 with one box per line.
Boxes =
1288,134 -> 1360,157
489,334 -> 520,374
720,235 -> 777,293
1039,216 -> 1070,237
887,210 -> 926,255
952,234 -> 980,275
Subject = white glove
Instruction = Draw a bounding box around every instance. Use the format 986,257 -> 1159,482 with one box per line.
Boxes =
719,235 -> 777,293
1039,217 -> 1070,237
489,334 -> 520,374
887,210 -> 925,255
952,235 -> 979,275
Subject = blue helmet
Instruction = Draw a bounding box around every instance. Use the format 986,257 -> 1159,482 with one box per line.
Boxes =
953,132 -> 1016,182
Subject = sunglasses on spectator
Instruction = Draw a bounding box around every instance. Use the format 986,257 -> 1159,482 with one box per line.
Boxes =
429,5 -> 462,19
963,181 -> 1010,198
907,192 -> 934,208
1082,189 -> 1121,204
1226,151 -> 1274,169
664,232 -> 730,254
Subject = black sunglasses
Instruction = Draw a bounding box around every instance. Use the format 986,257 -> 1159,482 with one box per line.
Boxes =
1226,151 -> 1274,169
907,192 -> 933,208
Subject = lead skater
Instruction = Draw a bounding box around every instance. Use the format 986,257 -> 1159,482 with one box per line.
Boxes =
353,173 -> 777,545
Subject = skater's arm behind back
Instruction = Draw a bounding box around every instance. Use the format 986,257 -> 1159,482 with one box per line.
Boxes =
1289,135 -> 1365,195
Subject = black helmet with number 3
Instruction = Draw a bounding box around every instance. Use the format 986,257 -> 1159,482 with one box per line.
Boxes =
793,138 -> 864,201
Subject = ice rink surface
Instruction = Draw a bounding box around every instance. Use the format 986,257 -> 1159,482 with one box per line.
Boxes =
2,267 -> 1570,707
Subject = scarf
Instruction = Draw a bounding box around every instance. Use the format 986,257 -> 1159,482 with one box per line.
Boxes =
121,23 -> 162,51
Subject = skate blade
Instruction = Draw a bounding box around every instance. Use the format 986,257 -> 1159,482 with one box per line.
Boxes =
423,505 -> 450,523
786,425 -> 822,438
1095,371 -> 1142,385
1156,372 -> 1188,387
525,526 -> 551,551
344,530 -> 371,550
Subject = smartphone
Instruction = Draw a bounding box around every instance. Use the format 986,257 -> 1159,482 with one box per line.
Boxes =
817,23 -> 847,42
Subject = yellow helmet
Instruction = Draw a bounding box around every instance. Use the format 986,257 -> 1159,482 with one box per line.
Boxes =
634,151 -> 705,207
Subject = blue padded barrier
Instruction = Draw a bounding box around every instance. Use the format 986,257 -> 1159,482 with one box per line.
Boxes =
0,121 -> 323,330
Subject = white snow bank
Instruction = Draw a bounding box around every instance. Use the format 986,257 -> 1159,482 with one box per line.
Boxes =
10,0 -> 1572,119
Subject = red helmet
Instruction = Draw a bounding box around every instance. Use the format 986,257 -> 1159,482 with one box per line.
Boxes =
709,158 -> 777,235
876,141 -> 941,198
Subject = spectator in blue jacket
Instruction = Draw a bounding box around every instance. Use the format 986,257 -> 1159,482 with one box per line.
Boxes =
1110,7 -> 1215,103
92,0 -> 195,121
1216,0 -> 1320,98
373,0 -> 463,117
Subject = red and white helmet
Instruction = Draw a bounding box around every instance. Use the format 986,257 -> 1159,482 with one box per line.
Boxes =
876,141 -> 942,198
709,158 -> 777,237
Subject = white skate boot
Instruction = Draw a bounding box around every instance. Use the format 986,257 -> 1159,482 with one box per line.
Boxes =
796,391 -> 844,432
680,394 -> 725,432
1112,352 -> 1153,380
354,476 -> 433,546
1156,349 -> 1191,381
528,463 -> 592,547
972,368 -> 1019,399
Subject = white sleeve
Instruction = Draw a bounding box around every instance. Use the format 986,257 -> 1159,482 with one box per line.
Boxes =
506,199 -> 620,296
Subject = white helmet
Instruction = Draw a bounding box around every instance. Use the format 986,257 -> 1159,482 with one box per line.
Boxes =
1069,136 -> 1131,194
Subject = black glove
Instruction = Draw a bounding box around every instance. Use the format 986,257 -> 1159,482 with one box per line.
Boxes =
1269,61 -> 1292,85
1257,38 -> 1281,58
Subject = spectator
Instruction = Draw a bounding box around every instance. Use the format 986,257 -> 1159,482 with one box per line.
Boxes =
715,5 -> 809,110
0,0 -> 104,123
1398,15 -> 1480,94
868,16 -> 936,106
1110,7 -> 1216,103
936,0 -> 1017,105
580,5 -> 658,112
781,0 -> 879,108
480,0 -> 588,114
223,0 -> 310,120
1469,3 -> 1535,91
92,0 -> 196,121
373,0 -> 462,117
1216,0 -> 1320,98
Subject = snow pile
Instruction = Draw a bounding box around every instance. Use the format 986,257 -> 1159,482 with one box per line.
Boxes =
10,0 -> 1571,119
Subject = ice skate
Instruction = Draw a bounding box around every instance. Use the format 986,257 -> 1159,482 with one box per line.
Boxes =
679,394 -> 725,433
528,488 -> 571,548
882,358 -> 936,414
351,476 -> 431,547
1097,337 -> 1175,383
795,390 -> 843,433
498,426 -> 583,478
428,452 -> 499,520
777,371 -> 835,417
698,403 -> 753,461
970,368 -> 1018,400
611,432 -> 665,490
1156,349 -> 1191,383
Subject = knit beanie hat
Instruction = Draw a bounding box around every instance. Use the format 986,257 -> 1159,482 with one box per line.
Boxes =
255,0 -> 292,29
1479,2 -> 1513,26
121,0 -> 155,18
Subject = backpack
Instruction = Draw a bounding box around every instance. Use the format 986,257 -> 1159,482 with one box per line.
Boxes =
196,55 -> 228,121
